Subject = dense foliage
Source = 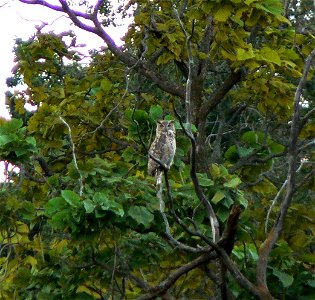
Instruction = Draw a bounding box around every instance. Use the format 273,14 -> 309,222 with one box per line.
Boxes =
0,0 -> 314,299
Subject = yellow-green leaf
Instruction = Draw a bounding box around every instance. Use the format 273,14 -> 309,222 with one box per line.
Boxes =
214,5 -> 233,22
236,47 -> 255,61
211,190 -> 225,204
258,47 -> 281,66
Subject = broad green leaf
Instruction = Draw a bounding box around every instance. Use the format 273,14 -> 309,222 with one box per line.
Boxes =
258,47 -> 281,66
100,77 -> 112,92
242,131 -> 261,145
210,164 -> 221,179
128,206 -> 154,228
157,52 -> 174,65
224,177 -> 242,188
26,136 -> 36,146
0,118 -> 23,134
238,146 -> 254,158
211,190 -> 225,204
197,173 -> 214,187
61,190 -> 81,208
255,0 -> 282,16
268,141 -> 285,154
214,5 -> 233,22
0,135 -> 16,146
45,197 -> 67,215
83,199 -> 96,213
94,192 -> 124,217
149,105 -> 163,121
236,47 -> 255,61
224,145 -> 239,161
236,192 -> 248,208
273,269 -> 294,288
217,207 -> 229,222
307,279 -> 315,288
182,122 -> 198,133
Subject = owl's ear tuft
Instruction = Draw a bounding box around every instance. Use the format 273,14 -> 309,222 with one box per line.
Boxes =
157,120 -> 163,124
168,120 -> 175,124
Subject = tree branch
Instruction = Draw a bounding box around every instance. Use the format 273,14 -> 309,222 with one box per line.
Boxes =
256,47 -> 315,294
135,251 -> 217,300
20,0 -> 185,99
200,70 -> 242,119
19,0 -> 90,19
174,107 -> 220,242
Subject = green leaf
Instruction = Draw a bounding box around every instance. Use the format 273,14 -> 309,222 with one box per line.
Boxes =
0,118 -> 23,134
238,146 -> 254,158
236,47 -> 255,61
197,173 -> 214,187
156,52 -> 174,65
258,47 -> 281,66
255,0 -> 282,16
122,147 -> 136,162
83,199 -> 96,213
224,145 -> 239,161
214,5 -> 233,22
0,135 -> 16,146
128,206 -> 154,228
224,177 -> 242,188
100,77 -> 113,92
211,190 -> 225,204
61,190 -> 81,208
26,136 -> 36,146
45,197 -> 67,215
182,123 -> 198,133
210,164 -> 221,179
241,131 -> 261,145
149,105 -> 163,121
273,269 -> 294,288
236,192 -> 248,208
307,279 -> 315,288
93,192 -> 124,217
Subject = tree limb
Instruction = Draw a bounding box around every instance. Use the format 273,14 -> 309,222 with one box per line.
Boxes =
256,47 -> 315,294
200,70 -> 242,120
135,251 -> 217,300
19,0 -> 186,99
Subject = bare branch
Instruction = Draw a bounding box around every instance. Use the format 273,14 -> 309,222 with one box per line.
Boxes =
156,169 -> 208,254
300,105 -> 315,130
135,251 -> 217,300
164,170 -> 215,246
19,0 -> 185,99
59,116 -> 84,196
200,70 -> 242,120
172,3 -> 220,242
257,47 -> 315,293
174,106 -> 220,242
19,0 -> 90,19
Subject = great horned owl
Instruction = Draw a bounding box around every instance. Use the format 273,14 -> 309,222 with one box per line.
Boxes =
148,120 -> 176,184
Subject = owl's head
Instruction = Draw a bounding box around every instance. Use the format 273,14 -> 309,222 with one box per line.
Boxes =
156,120 -> 175,134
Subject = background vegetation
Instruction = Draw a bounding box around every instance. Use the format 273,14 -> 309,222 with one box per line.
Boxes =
0,0 -> 314,299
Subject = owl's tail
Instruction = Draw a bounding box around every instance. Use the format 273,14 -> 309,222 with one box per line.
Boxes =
156,171 -> 163,186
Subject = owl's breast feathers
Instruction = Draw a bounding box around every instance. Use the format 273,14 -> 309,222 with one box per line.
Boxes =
147,129 -> 176,177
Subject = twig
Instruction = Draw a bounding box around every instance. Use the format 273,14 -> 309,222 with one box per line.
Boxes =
172,2 -> 194,133
157,170 -> 207,254
164,170 -> 215,247
59,116 -> 84,196
257,47 -> 315,293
